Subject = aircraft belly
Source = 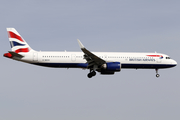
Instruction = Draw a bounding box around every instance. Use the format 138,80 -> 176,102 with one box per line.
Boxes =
31,62 -> 88,68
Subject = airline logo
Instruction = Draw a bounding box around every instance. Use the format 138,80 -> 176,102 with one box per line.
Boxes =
147,55 -> 163,59
7,29 -> 29,53
8,31 -> 24,42
10,41 -> 25,48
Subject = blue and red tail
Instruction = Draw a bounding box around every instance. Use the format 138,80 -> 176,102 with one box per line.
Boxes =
4,28 -> 35,58
7,28 -> 33,53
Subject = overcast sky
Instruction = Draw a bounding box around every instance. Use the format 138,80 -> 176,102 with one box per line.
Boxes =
0,0 -> 180,120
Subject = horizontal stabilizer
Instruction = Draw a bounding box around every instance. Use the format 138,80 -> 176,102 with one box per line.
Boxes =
8,51 -> 24,58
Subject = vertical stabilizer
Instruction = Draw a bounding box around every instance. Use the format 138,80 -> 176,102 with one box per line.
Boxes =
7,28 -> 34,53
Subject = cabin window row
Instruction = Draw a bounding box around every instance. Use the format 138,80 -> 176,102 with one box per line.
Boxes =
42,56 -> 83,58
42,56 -> 154,59
42,56 -> 70,58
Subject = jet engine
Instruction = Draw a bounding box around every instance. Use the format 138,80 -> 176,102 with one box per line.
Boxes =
101,62 -> 121,74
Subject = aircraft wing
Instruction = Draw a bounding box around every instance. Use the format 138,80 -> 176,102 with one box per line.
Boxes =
77,39 -> 106,69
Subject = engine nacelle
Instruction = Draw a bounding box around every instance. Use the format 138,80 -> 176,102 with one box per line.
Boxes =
101,62 -> 121,72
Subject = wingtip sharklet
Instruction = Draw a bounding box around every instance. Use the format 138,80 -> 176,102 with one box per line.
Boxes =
77,39 -> 85,49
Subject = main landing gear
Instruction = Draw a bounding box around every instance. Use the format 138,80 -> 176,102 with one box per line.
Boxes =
87,69 -> 96,78
155,69 -> 160,78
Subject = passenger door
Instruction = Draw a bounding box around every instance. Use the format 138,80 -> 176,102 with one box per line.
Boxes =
71,54 -> 76,62
33,52 -> 38,62
156,56 -> 162,63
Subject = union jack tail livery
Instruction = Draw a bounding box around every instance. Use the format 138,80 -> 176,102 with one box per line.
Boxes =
4,28 -> 35,59
7,28 -> 33,53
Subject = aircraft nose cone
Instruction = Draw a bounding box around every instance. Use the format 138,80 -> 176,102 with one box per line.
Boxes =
172,60 -> 177,66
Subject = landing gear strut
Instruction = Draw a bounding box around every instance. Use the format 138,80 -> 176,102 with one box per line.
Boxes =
87,70 -> 96,78
155,69 -> 160,78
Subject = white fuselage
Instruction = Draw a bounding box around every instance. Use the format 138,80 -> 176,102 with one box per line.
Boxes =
18,51 -> 177,69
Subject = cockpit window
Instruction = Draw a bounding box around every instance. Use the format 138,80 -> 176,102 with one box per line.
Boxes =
166,57 -> 171,59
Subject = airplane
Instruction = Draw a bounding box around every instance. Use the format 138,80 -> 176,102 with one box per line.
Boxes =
4,28 -> 177,78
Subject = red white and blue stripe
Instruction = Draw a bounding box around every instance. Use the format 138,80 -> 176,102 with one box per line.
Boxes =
7,28 -> 30,53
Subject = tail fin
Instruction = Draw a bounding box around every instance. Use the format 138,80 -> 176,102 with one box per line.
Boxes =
7,28 -> 34,53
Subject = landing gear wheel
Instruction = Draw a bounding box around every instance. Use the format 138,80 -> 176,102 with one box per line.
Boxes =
92,71 -> 96,76
156,74 -> 160,78
155,69 -> 160,78
87,70 -> 96,78
87,73 -> 93,78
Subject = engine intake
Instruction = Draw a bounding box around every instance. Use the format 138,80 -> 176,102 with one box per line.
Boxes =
101,62 -> 121,71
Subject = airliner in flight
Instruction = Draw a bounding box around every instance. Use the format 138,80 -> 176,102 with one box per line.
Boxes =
4,28 -> 177,78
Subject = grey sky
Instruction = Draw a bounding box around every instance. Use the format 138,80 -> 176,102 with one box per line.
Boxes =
0,0 -> 179,120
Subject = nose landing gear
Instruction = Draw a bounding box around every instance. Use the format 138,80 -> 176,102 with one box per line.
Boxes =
156,74 -> 160,78
155,69 -> 160,78
87,70 -> 96,78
